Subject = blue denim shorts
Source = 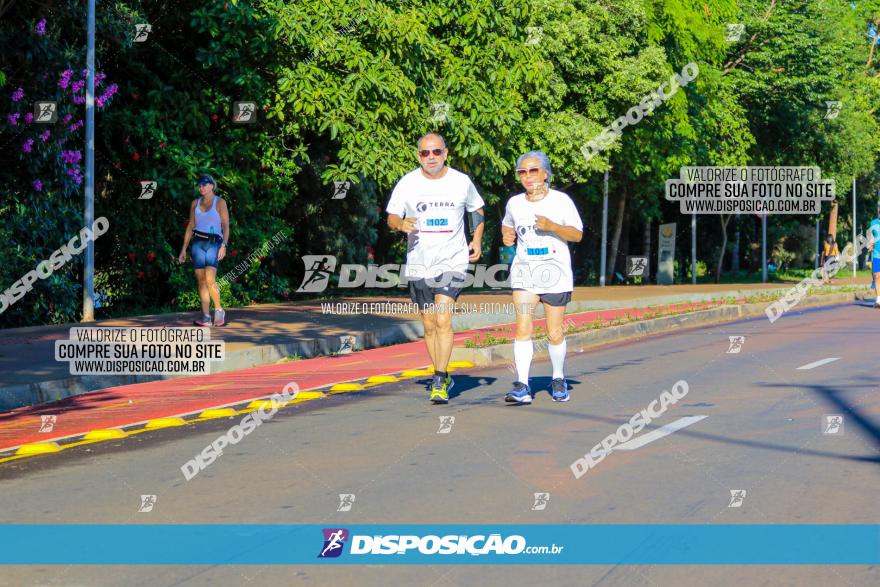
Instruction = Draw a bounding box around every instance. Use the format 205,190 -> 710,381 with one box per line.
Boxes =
191,237 -> 221,269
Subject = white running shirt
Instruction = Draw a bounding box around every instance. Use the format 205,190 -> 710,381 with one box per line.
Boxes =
502,189 -> 583,293
386,167 -> 485,279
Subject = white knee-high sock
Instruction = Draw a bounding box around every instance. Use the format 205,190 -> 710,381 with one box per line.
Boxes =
549,339 -> 567,379
514,339 -> 533,384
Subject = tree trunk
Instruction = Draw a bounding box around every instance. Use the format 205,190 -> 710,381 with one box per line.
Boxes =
731,216 -> 741,272
643,219 -> 652,283
828,200 -> 838,240
608,183 -> 627,282
620,205 -> 631,281
716,214 -> 732,283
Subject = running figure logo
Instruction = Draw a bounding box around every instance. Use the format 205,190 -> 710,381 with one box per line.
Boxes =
727,336 -> 745,354
825,101 -> 842,120
331,181 -> 350,200
337,494 -> 356,512
39,415 -> 57,433
525,26 -> 543,45
138,495 -> 157,512
728,490 -> 746,508
823,415 -> 844,435
437,416 -> 455,434
133,24 -> 152,42
626,256 -> 648,277
725,23 -> 745,42
318,528 -> 349,558
337,335 -> 355,355
430,102 -> 450,123
531,492 -> 550,511
296,255 -> 337,293
139,180 -> 157,200
233,101 -> 257,123
34,101 -> 58,123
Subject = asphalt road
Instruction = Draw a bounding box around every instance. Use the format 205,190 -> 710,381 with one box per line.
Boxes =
1,302 -> 878,586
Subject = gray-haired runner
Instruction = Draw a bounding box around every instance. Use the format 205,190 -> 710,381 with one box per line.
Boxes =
501,151 -> 583,404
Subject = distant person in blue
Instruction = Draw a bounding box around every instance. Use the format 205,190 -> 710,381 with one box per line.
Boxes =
869,205 -> 880,308
178,174 -> 230,326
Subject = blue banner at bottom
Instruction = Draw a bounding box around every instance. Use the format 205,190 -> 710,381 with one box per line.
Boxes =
0,525 -> 877,565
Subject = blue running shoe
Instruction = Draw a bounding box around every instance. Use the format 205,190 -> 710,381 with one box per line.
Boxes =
504,381 -> 532,404
551,378 -> 571,402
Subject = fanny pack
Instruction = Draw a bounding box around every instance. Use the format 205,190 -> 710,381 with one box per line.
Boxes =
193,229 -> 220,242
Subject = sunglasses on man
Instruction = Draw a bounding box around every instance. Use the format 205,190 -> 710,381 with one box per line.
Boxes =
419,148 -> 445,157
516,167 -> 543,177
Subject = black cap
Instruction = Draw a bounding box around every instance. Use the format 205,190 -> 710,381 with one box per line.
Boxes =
197,174 -> 216,186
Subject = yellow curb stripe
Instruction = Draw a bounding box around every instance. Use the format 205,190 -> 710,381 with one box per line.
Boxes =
329,383 -> 365,392
196,408 -> 238,420
144,417 -> 187,430
83,429 -> 128,441
15,442 -> 61,456
365,375 -> 399,384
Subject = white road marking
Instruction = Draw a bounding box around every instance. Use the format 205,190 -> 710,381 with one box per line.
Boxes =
796,357 -> 839,370
613,415 -> 708,451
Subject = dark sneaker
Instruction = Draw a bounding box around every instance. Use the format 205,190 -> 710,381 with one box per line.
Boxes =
504,381 -> 532,404
193,315 -> 212,327
551,378 -> 571,402
213,309 -> 226,327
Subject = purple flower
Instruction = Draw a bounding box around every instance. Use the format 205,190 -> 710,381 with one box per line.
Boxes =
72,80 -> 85,93
95,72 -> 107,86
58,69 -> 72,90
96,97 -> 105,108
69,119 -> 84,131
73,95 -> 85,104
6,112 -> 20,125
61,150 -> 82,164
66,166 -> 83,185
62,113 -> 72,124
35,19 -> 46,36
11,87 -> 24,102
40,130 -> 51,141
22,138 -> 34,153
32,179 -> 42,192
24,112 -> 33,124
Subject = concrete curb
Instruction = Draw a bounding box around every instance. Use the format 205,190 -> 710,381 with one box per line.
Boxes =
449,292 -> 857,367
0,289 -> 858,410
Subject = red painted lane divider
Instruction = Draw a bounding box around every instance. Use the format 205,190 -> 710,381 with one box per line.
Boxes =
0,301 -> 723,455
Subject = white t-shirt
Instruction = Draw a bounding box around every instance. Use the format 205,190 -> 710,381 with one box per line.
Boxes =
502,189 -> 583,293
386,167 -> 485,279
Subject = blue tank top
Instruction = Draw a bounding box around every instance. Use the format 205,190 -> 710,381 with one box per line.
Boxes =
194,197 -> 222,235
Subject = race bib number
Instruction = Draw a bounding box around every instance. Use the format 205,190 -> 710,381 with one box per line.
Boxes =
419,210 -> 456,234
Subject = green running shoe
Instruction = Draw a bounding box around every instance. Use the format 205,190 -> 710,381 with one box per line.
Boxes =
429,374 -> 454,404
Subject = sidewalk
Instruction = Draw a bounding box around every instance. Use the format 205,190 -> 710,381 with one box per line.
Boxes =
0,279 -> 867,411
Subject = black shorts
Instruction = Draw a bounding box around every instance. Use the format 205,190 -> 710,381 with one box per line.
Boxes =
512,289 -> 572,307
409,272 -> 466,310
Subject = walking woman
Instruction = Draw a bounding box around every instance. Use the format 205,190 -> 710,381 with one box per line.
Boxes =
177,174 -> 230,326
501,151 -> 583,404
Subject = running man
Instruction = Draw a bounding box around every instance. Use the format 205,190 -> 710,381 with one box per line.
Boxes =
386,133 -> 485,403
501,150 -> 582,403
869,205 -> 880,308
177,174 -> 230,326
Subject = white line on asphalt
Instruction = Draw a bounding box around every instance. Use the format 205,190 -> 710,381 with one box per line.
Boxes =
613,415 -> 708,451
796,357 -> 839,370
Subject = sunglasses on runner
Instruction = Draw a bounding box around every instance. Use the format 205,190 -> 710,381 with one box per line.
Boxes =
516,167 -> 542,177
419,148 -> 444,157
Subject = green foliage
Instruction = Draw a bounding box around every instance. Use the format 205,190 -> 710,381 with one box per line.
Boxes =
3,0 -> 880,327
